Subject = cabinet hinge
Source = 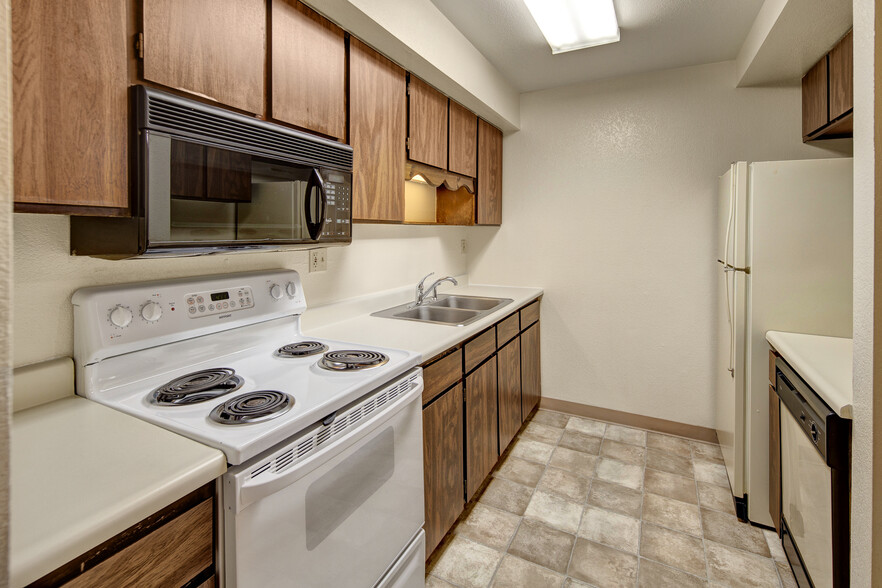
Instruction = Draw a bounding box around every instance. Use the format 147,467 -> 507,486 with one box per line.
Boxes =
406,137 -> 411,151
135,32 -> 144,60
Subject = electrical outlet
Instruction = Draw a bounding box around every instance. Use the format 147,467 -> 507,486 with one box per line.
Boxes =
309,248 -> 327,272
460,239 -> 468,255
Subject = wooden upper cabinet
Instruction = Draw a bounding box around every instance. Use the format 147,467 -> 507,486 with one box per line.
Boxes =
477,119 -> 503,225
828,30 -> 853,122
349,37 -> 406,222
142,0 -> 266,116
271,0 -> 345,140
407,76 -> 448,169
13,0 -> 129,213
801,57 -> 827,139
449,101 -> 477,177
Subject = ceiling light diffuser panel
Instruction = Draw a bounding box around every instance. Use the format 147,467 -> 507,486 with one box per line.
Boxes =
523,0 -> 620,54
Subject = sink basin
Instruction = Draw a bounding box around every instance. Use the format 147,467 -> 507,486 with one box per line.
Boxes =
371,294 -> 513,326
392,305 -> 479,325
431,295 -> 508,311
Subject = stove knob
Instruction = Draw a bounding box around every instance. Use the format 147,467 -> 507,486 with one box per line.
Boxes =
269,283 -> 283,300
109,305 -> 133,328
285,282 -> 297,298
141,301 -> 163,322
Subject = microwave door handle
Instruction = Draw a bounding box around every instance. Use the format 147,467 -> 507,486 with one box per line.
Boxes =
305,169 -> 326,241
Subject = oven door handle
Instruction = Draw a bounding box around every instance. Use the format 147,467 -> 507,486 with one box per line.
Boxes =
304,168 -> 326,241
235,378 -> 423,512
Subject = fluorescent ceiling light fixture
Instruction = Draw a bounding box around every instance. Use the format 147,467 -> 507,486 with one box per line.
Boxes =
523,0 -> 620,54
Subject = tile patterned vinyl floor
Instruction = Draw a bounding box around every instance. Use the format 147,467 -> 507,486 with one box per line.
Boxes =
426,409 -> 797,588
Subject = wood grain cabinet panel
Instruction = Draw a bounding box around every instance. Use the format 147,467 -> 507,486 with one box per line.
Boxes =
349,37 -> 406,222
466,357 -> 498,500
520,301 -> 540,329
449,101 -> 477,177
142,0 -> 266,116
271,0 -> 345,139
423,383 -> 464,557
496,313 -> 520,347
801,57 -> 828,138
408,76 -> 448,169
64,499 -> 213,587
423,350 -> 463,404
477,119 -> 503,225
520,323 -> 541,421
12,0 -> 129,212
464,328 -> 496,374
828,30 -> 853,121
498,338 -> 522,451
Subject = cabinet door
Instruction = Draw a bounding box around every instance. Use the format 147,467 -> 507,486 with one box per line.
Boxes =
423,383 -> 464,557
142,0 -> 266,115
349,37 -> 406,222
801,57 -> 828,138
271,0 -> 345,140
498,338 -> 522,452
828,30 -> 853,121
13,0 -> 129,212
520,323 -> 541,421
476,119 -> 502,225
466,357 -> 498,501
449,101 -> 477,177
408,77 -> 448,169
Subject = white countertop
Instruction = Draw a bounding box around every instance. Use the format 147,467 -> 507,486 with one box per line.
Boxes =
301,281 -> 544,361
765,331 -> 853,419
11,396 -> 227,587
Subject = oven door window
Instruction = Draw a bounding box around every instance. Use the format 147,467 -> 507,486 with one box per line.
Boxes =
146,135 -> 324,244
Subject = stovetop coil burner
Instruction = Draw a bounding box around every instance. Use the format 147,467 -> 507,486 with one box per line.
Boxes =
151,368 -> 244,406
275,341 -> 329,358
319,350 -> 390,372
209,391 -> 295,425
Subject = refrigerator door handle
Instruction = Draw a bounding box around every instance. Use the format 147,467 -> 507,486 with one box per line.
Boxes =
717,259 -> 751,274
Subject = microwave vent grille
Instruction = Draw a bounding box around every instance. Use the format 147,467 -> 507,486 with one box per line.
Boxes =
141,88 -> 353,171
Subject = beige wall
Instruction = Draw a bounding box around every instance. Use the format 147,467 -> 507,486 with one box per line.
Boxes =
466,60 -> 849,428
13,216 -> 467,370
850,0 -> 875,582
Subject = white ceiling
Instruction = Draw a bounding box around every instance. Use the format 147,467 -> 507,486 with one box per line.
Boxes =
430,0 -> 766,93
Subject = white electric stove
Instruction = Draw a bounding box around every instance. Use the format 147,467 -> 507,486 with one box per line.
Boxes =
73,270 -> 426,588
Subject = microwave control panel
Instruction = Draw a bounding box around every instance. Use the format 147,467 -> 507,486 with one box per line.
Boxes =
321,170 -> 352,240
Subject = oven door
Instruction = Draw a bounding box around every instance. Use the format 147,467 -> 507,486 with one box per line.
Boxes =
222,375 -> 424,588
144,132 -> 349,250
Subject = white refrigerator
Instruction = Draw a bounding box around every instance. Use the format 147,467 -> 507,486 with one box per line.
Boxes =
715,158 -> 852,527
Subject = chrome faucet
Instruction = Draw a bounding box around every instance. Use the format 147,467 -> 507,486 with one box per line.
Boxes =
412,272 -> 458,307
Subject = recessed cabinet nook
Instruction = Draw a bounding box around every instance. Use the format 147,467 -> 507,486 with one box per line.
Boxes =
12,0 -> 503,225
422,299 -> 541,557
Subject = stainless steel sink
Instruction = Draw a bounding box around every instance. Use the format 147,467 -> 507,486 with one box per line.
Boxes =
371,295 -> 513,326
431,295 -> 508,311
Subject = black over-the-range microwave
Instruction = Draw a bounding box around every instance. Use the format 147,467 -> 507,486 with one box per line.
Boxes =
71,85 -> 353,259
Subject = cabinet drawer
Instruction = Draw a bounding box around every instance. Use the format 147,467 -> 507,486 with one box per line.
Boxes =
496,313 -> 520,347
422,349 -> 462,404
64,499 -> 213,587
465,328 -> 496,373
520,301 -> 540,329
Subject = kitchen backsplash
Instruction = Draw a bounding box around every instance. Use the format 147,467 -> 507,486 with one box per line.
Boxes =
13,213 -> 469,368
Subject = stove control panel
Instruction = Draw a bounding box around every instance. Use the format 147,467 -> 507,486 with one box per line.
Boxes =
73,270 -> 307,366
185,287 -> 254,318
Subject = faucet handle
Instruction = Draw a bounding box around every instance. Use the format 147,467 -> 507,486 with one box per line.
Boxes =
416,272 -> 435,292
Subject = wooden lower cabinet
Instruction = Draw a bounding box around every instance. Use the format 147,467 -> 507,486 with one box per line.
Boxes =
422,383 -> 464,557
466,357 -> 499,501
520,323 -> 541,421
36,483 -> 216,587
421,299 -> 541,559
497,337 -> 522,450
